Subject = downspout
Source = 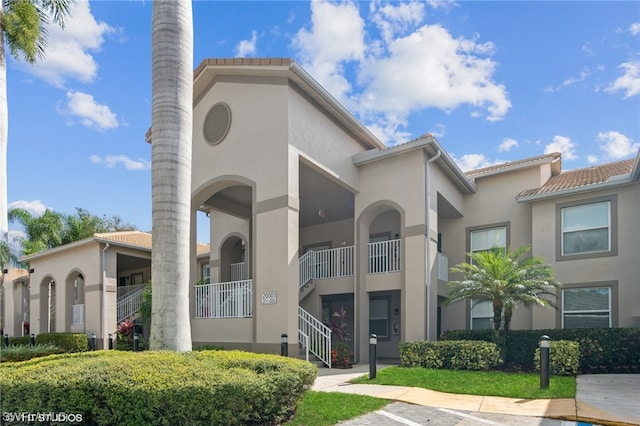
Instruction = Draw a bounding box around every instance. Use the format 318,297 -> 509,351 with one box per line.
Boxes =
425,149 -> 441,341
102,243 -> 110,347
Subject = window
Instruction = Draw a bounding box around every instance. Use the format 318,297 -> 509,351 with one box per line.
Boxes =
468,225 -> 507,329
471,300 -> 493,330
562,201 -> 610,255
369,298 -> 389,339
470,226 -> 506,254
563,287 -> 611,328
556,195 -> 617,261
202,264 -> 210,285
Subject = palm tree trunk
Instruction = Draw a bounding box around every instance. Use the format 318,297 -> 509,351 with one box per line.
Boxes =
149,0 -> 193,351
0,27 -> 9,248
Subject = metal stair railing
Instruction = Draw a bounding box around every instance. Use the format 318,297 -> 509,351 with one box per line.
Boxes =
298,306 -> 332,368
117,286 -> 145,324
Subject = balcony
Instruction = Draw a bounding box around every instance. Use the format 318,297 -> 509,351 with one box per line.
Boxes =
437,252 -> 449,282
195,280 -> 253,319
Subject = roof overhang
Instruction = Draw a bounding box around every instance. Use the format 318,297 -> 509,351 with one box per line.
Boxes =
516,174 -> 637,203
191,58 -> 385,151
352,134 -> 477,193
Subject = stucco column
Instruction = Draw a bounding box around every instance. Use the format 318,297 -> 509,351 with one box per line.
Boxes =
252,199 -> 299,354
403,234 -> 427,341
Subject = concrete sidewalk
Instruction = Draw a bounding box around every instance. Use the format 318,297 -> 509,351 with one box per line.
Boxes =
312,364 -> 640,426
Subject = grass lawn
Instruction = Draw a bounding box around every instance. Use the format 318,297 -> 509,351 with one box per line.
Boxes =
285,391 -> 389,426
350,367 -> 576,399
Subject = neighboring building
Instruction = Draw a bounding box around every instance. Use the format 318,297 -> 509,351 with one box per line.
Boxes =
2,58 -> 638,363
2,232 -> 209,348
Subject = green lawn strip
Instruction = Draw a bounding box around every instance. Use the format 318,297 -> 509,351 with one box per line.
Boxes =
350,367 -> 575,399
285,391 -> 389,426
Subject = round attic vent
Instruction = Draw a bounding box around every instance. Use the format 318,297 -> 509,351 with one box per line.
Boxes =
203,102 -> 231,145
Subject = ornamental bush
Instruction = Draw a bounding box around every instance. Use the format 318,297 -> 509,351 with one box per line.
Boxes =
440,327 -> 640,373
1,344 -> 64,362
399,340 -> 502,370
35,333 -> 89,353
534,340 -> 579,376
0,350 -> 316,425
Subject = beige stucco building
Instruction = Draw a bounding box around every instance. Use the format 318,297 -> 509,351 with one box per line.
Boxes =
2,58 -> 638,363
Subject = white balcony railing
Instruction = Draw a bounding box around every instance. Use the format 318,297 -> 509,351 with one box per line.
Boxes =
437,252 -> 449,282
195,280 -> 253,319
230,262 -> 246,281
72,304 -> 84,325
368,239 -> 401,274
299,246 -> 354,287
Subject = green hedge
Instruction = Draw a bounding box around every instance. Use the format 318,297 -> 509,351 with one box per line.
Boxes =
399,340 -> 502,370
0,350 -> 316,425
440,328 -> 640,373
7,336 -> 30,346
36,333 -> 89,353
1,344 -> 65,362
534,340 -> 580,376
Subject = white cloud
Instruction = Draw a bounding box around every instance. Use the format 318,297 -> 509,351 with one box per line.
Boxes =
452,153 -> 501,172
597,131 -> 639,159
14,0 -> 114,87
90,155 -> 150,171
630,23 -> 640,36
544,135 -> 578,160
292,0 -> 366,102
587,155 -> 599,164
292,0 -> 511,145
544,69 -> 591,93
236,31 -> 258,57
58,91 -> 118,131
8,200 -> 49,216
498,138 -> 518,153
605,61 -> 640,98
370,1 -> 425,44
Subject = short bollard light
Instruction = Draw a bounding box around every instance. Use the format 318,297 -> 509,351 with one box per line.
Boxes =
4,334 -> 8,347
90,333 -> 97,351
108,333 -> 114,350
30,333 -> 35,347
369,334 -> 377,380
133,334 -> 139,352
540,335 -> 551,389
281,333 -> 288,357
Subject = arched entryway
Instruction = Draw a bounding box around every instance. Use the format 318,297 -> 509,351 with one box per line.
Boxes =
39,277 -> 56,333
66,271 -> 85,332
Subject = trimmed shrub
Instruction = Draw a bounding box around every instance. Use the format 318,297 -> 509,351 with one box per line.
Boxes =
534,340 -> 580,376
36,333 -> 89,353
0,350 -> 316,425
7,336 -> 30,346
399,340 -> 502,370
193,344 -> 224,351
440,327 -> 640,373
1,344 -> 65,362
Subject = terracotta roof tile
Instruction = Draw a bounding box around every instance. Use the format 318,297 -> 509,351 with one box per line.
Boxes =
517,158 -> 636,198
94,231 -> 210,256
2,268 -> 29,282
466,153 -> 561,177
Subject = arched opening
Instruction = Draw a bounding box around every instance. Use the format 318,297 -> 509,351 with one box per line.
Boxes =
40,278 -> 56,333
220,236 -> 247,282
66,272 -> 85,332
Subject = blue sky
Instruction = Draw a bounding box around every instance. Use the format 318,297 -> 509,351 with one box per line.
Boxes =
6,0 -> 640,245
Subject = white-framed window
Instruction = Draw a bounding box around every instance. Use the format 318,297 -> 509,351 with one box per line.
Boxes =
202,264 -> 210,285
369,297 -> 389,339
469,226 -> 506,329
562,286 -> 611,328
561,201 -> 610,256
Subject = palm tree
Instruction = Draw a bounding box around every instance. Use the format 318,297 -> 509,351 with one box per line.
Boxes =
149,0 -> 193,351
446,245 -> 558,333
9,208 -> 64,255
0,0 -> 73,254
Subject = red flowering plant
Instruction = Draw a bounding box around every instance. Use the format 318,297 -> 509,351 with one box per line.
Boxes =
116,319 -> 136,350
329,307 -> 352,368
